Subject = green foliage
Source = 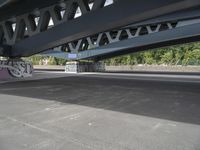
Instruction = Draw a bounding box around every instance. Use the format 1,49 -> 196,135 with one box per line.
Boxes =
26,56 -> 67,66
25,55 -> 46,65
48,57 -> 57,65
106,42 -> 200,66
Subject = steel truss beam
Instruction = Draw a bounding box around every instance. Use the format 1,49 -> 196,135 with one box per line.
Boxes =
81,22 -> 200,60
42,19 -> 200,60
64,22 -> 178,53
1,0 -> 112,45
0,0 -> 17,8
0,0 -> 200,58
0,44 -> 11,56
0,0 -> 115,48
0,0 -> 65,21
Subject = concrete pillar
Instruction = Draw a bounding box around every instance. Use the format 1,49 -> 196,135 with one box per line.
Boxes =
0,59 -> 33,78
65,61 -> 105,73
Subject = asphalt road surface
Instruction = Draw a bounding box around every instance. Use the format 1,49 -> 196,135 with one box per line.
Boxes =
0,71 -> 200,150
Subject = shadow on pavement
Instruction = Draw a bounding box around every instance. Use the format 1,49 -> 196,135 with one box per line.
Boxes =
0,75 -> 200,125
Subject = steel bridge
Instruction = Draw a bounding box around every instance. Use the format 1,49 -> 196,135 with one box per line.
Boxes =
0,0 -> 200,61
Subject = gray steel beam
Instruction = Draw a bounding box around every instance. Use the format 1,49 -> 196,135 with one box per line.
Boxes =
41,22 -> 200,60
0,0 -> 18,8
0,0 -> 61,21
125,7 -> 200,28
77,23 -> 200,60
11,0 -> 200,57
0,44 -> 11,56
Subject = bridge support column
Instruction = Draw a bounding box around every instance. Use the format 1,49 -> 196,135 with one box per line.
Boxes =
65,61 -> 105,73
0,59 -> 33,78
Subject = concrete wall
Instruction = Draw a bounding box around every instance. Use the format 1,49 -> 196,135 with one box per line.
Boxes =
105,65 -> 200,72
34,65 -> 200,73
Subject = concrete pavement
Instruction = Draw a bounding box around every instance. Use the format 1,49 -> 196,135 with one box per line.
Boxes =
0,72 -> 200,150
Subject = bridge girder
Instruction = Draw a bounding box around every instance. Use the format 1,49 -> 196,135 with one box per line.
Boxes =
0,0 -> 200,59
41,19 -> 200,60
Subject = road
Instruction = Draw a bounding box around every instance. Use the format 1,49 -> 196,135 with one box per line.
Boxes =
0,71 -> 200,150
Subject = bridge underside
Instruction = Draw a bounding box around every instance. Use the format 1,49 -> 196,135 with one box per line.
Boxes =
0,0 -> 200,60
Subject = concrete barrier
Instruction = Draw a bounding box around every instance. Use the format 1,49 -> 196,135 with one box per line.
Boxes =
34,65 -> 200,73
65,61 -> 105,73
105,65 -> 200,72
